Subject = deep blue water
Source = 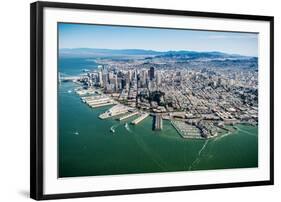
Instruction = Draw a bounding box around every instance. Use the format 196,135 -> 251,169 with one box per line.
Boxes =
59,57 -> 98,76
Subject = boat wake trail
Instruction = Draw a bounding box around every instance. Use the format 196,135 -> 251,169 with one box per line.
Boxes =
188,140 -> 209,170
236,128 -> 256,136
214,131 -> 231,142
198,140 -> 209,156
124,123 -> 133,133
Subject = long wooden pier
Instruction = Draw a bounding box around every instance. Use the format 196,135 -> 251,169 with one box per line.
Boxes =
131,113 -> 149,125
118,111 -> 139,121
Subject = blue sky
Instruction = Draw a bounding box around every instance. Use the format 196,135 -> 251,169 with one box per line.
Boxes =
59,23 -> 258,56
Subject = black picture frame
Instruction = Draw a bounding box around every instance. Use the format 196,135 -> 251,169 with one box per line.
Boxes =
30,1 -> 274,200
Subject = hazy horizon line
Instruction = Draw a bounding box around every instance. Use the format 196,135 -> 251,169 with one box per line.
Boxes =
59,47 -> 257,57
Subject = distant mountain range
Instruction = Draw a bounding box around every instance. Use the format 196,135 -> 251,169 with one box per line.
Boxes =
59,48 -> 162,57
155,51 -> 254,60
59,48 -> 257,60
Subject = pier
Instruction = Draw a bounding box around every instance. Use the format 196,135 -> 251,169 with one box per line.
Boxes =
88,102 -> 115,108
153,115 -> 163,130
131,113 -> 149,125
99,104 -> 130,119
81,95 -> 116,108
76,88 -> 96,96
118,111 -> 139,121
171,120 -> 203,139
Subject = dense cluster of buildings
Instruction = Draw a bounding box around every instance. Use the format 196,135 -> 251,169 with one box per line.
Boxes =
66,56 -> 258,139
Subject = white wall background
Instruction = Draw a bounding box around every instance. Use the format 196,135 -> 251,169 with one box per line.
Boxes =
0,0 -> 279,201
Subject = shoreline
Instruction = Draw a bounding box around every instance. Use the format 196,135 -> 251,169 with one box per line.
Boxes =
58,81 -> 258,177
69,83 -> 258,140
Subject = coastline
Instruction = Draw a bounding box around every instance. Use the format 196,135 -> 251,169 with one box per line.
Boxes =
58,59 -> 258,178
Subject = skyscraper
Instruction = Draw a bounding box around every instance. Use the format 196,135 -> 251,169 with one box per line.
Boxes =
128,70 -> 132,82
141,69 -> 147,87
156,71 -> 161,86
98,71 -> 103,87
114,75 -> 118,92
149,66 -> 155,80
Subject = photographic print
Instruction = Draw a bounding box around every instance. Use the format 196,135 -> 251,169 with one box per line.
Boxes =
30,2 -> 273,199
58,23 -> 259,178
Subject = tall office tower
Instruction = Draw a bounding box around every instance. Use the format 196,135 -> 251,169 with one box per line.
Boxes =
114,75 -> 118,92
108,72 -> 114,81
121,79 -> 126,90
98,71 -> 103,87
134,69 -> 138,81
117,78 -> 122,90
156,71 -> 161,86
102,73 -> 108,86
125,78 -> 130,90
149,66 -> 155,80
144,70 -> 149,86
141,69 -> 147,86
128,70 -> 132,82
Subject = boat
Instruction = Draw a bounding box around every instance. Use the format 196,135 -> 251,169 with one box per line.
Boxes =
74,131 -> 79,135
67,90 -> 72,93
124,123 -> 130,130
110,127 -> 115,133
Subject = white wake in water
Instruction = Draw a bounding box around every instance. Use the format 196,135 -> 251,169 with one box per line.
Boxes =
188,140 -> 209,170
198,140 -> 209,156
214,131 -> 231,142
236,128 -> 256,137
70,130 -> 80,136
109,123 -> 122,134
124,123 -> 133,133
